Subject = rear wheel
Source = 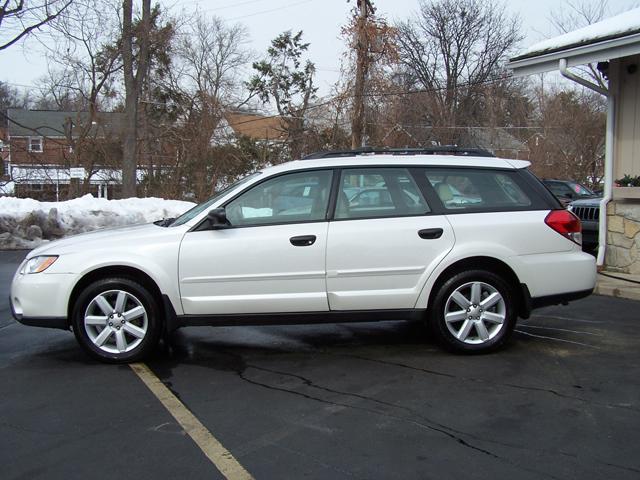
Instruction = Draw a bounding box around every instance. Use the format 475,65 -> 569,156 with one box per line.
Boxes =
72,277 -> 161,363
429,270 -> 516,353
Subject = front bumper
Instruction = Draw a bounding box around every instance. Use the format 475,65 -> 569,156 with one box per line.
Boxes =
10,270 -> 76,330
10,298 -> 69,330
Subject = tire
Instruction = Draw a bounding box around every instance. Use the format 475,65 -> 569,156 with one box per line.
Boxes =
429,269 -> 517,354
71,277 -> 162,363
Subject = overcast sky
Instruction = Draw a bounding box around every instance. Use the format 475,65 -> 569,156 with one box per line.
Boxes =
0,0 -> 638,97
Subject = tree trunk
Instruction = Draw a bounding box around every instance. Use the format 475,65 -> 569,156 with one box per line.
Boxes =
351,1 -> 368,149
121,0 -> 151,198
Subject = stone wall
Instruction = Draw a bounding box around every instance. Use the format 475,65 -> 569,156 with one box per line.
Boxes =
607,200 -> 640,274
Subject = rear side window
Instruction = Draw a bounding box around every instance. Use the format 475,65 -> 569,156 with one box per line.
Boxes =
336,168 -> 430,219
424,169 -> 532,211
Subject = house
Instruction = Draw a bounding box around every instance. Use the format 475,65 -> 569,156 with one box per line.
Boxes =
508,7 -> 640,274
461,128 -> 530,160
3,109 -> 128,200
212,111 -> 287,145
379,124 -> 529,160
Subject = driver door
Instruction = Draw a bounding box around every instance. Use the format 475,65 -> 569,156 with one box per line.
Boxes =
178,169 -> 333,315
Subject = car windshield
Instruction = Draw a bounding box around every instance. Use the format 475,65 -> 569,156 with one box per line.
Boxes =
169,172 -> 262,227
569,182 -> 595,197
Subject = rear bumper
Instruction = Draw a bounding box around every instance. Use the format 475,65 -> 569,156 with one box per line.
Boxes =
513,250 -> 596,299
519,286 -> 593,318
531,288 -> 593,309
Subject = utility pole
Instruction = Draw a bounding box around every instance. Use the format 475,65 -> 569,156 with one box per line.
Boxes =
351,0 -> 373,149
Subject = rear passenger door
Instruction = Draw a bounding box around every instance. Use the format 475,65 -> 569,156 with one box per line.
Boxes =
326,167 -> 455,311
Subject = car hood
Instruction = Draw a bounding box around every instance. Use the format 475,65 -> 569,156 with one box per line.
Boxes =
28,222 -> 183,258
570,197 -> 602,207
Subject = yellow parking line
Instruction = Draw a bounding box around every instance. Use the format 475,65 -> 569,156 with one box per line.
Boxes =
130,363 -> 254,480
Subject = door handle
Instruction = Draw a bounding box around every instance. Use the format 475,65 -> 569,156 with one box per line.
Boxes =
418,228 -> 444,239
290,235 -> 317,246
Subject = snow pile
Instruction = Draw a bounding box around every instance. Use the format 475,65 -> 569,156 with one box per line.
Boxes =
0,194 -> 195,249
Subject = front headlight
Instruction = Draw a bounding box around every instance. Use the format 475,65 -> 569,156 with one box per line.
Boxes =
20,256 -> 58,274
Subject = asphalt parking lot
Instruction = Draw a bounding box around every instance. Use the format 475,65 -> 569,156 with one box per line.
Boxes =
2,250 -> 639,480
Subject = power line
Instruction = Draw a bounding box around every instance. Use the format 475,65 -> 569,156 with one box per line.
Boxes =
200,0 -> 268,13
226,0 -> 313,21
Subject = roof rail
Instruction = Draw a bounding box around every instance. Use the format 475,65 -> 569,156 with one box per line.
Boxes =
302,146 -> 496,159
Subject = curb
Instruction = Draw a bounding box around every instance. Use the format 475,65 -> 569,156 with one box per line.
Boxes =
595,278 -> 640,302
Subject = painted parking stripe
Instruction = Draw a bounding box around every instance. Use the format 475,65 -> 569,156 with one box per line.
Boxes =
130,363 -> 254,480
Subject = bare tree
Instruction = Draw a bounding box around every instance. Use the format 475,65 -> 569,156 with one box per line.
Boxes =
340,2 -> 399,148
0,80 -> 29,109
29,0 -> 122,196
396,0 -> 521,145
0,0 -> 71,50
527,87 -> 606,186
43,0 -> 121,111
159,13 -> 252,200
548,0 -> 614,88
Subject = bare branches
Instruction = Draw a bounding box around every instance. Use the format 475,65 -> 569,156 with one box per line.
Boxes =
547,0 -> 613,88
38,0 -> 122,112
396,0 -> 522,143
0,0 -> 71,50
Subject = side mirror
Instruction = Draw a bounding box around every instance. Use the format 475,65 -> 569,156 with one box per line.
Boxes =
207,208 -> 231,229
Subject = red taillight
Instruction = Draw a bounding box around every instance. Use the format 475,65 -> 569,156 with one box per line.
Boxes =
545,210 -> 582,245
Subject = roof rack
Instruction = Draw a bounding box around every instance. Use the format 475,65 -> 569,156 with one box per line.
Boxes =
302,146 -> 496,160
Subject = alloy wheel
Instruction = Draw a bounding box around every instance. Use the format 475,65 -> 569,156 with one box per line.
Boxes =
444,281 -> 506,345
83,289 -> 148,354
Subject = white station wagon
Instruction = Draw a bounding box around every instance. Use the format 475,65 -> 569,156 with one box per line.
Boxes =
11,148 -> 596,362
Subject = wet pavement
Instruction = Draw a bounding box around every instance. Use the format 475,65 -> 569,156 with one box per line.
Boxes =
1,251 -> 639,479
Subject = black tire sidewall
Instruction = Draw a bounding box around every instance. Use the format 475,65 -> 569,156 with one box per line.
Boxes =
430,270 -> 516,354
72,277 -> 161,363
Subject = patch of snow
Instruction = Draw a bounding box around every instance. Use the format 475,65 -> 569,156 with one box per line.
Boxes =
517,7 -> 640,57
0,194 -> 195,250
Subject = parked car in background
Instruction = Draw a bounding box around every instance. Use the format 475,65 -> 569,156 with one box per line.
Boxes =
542,179 -> 599,206
569,197 -> 600,253
11,148 -> 596,363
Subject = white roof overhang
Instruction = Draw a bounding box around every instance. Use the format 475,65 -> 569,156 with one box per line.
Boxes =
508,32 -> 640,76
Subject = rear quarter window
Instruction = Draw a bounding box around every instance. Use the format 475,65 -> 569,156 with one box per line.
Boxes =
423,168 -> 538,212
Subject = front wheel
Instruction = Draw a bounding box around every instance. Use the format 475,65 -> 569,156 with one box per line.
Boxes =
71,277 -> 162,363
429,270 -> 517,354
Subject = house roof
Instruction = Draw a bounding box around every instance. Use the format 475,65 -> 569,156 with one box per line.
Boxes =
224,112 -> 286,141
508,8 -> 640,76
6,109 -> 125,138
464,128 -> 528,153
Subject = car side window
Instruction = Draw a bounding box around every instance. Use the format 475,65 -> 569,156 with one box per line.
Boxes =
335,168 -> 430,220
425,169 -> 532,210
225,170 -> 333,226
